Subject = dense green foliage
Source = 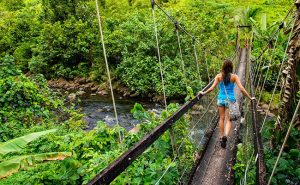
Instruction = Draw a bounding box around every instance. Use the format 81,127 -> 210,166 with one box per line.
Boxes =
262,120 -> 300,184
0,0 -> 297,184
1,103 -> 195,184
0,0 -> 291,97
0,129 -> 72,179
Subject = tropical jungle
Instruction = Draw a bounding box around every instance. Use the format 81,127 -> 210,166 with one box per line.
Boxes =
0,0 -> 299,184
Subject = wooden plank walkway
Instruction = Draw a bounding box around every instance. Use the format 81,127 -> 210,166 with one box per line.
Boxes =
190,48 -> 248,185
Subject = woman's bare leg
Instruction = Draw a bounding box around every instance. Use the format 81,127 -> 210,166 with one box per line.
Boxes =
224,107 -> 231,137
218,106 -> 225,137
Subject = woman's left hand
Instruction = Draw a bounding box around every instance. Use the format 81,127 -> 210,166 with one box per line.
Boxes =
198,91 -> 205,96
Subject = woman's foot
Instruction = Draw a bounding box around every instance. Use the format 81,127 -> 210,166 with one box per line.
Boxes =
221,136 -> 227,148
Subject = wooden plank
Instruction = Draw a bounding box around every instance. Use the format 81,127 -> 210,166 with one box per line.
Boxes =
87,80 -> 214,185
186,115 -> 218,184
227,47 -> 247,184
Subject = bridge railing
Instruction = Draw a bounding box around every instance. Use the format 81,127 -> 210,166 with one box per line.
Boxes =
87,80 -> 219,184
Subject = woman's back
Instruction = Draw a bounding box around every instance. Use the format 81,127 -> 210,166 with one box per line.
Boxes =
218,74 -> 236,102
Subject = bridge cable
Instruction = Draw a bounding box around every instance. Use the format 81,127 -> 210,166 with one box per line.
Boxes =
154,94 -> 218,184
256,32 -> 280,102
153,0 -> 209,92
177,111 -> 218,183
95,0 -> 122,141
204,52 -> 211,81
175,21 -> 188,88
267,100 -> 300,185
254,31 -> 279,95
253,5 -> 294,64
260,17 -> 296,132
193,37 -> 203,89
253,48 -> 269,85
152,0 -> 199,43
151,1 -> 181,173
156,96 -> 217,184
244,15 -> 294,181
152,0 -> 216,87
151,1 -> 167,109
252,10 -> 293,79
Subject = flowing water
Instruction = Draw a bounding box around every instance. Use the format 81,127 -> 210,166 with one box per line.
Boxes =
76,92 -> 217,146
77,94 -> 163,131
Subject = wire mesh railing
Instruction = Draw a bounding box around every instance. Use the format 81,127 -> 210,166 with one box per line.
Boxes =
107,92 -> 218,185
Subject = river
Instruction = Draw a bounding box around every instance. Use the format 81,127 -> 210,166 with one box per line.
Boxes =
77,94 -> 163,131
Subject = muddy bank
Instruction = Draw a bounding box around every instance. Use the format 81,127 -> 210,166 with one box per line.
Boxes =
47,77 -> 167,103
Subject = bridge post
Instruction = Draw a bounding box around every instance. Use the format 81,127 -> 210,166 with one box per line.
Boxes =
250,72 -> 267,185
249,35 -> 267,184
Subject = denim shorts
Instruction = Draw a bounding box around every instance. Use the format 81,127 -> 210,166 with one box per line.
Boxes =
217,99 -> 229,107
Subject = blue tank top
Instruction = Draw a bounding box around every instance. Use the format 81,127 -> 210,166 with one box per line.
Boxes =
218,81 -> 236,102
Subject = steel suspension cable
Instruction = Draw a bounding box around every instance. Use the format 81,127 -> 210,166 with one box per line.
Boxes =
267,100 -> 300,185
151,1 -> 167,109
254,49 -> 269,90
253,4 -> 294,63
253,48 -> 268,82
253,6 -> 294,75
95,0 -> 122,141
193,37 -> 202,89
177,111 -> 218,183
204,52 -> 211,81
154,93 -> 217,184
151,2 -> 181,174
260,17 -> 296,132
257,33 -> 280,103
254,30 -> 280,95
175,21 -> 188,88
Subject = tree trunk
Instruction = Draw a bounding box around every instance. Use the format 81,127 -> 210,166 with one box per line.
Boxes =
276,0 -> 300,129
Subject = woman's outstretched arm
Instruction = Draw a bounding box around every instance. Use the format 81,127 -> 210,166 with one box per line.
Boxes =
200,74 -> 220,95
234,74 -> 254,100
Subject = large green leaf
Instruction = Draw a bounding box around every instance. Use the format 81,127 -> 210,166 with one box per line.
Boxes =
0,152 -> 72,179
0,129 -> 57,156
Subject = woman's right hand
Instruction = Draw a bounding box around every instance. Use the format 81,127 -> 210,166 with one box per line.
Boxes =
250,97 -> 256,101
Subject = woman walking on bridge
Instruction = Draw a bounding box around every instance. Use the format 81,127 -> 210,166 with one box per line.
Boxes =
200,59 -> 254,148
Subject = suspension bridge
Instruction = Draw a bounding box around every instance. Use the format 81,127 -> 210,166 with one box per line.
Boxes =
88,0 -> 300,184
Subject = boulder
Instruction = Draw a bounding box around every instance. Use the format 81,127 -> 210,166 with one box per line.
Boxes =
67,93 -> 76,102
266,111 -> 275,118
129,125 -> 140,134
91,86 -> 98,92
191,111 -> 201,115
261,104 -> 269,110
97,90 -> 108,95
97,108 -> 104,112
192,104 -> 204,111
76,90 -> 86,96
130,92 -> 139,98
75,77 -> 86,85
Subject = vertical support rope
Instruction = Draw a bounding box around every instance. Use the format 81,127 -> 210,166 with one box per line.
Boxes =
253,51 -> 266,83
257,33 -> 279,103
260,18 -> 296,132
151,2 -> 167,109
193,37 -> 202,89
151,1 -> 179,173
267,100 -> 300,185
204,52 -> 211,81
95,0 -> 122,141
175,21 -> 188,88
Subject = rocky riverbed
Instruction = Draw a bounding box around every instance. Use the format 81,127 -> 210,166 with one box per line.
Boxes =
48,77 -> 164,130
